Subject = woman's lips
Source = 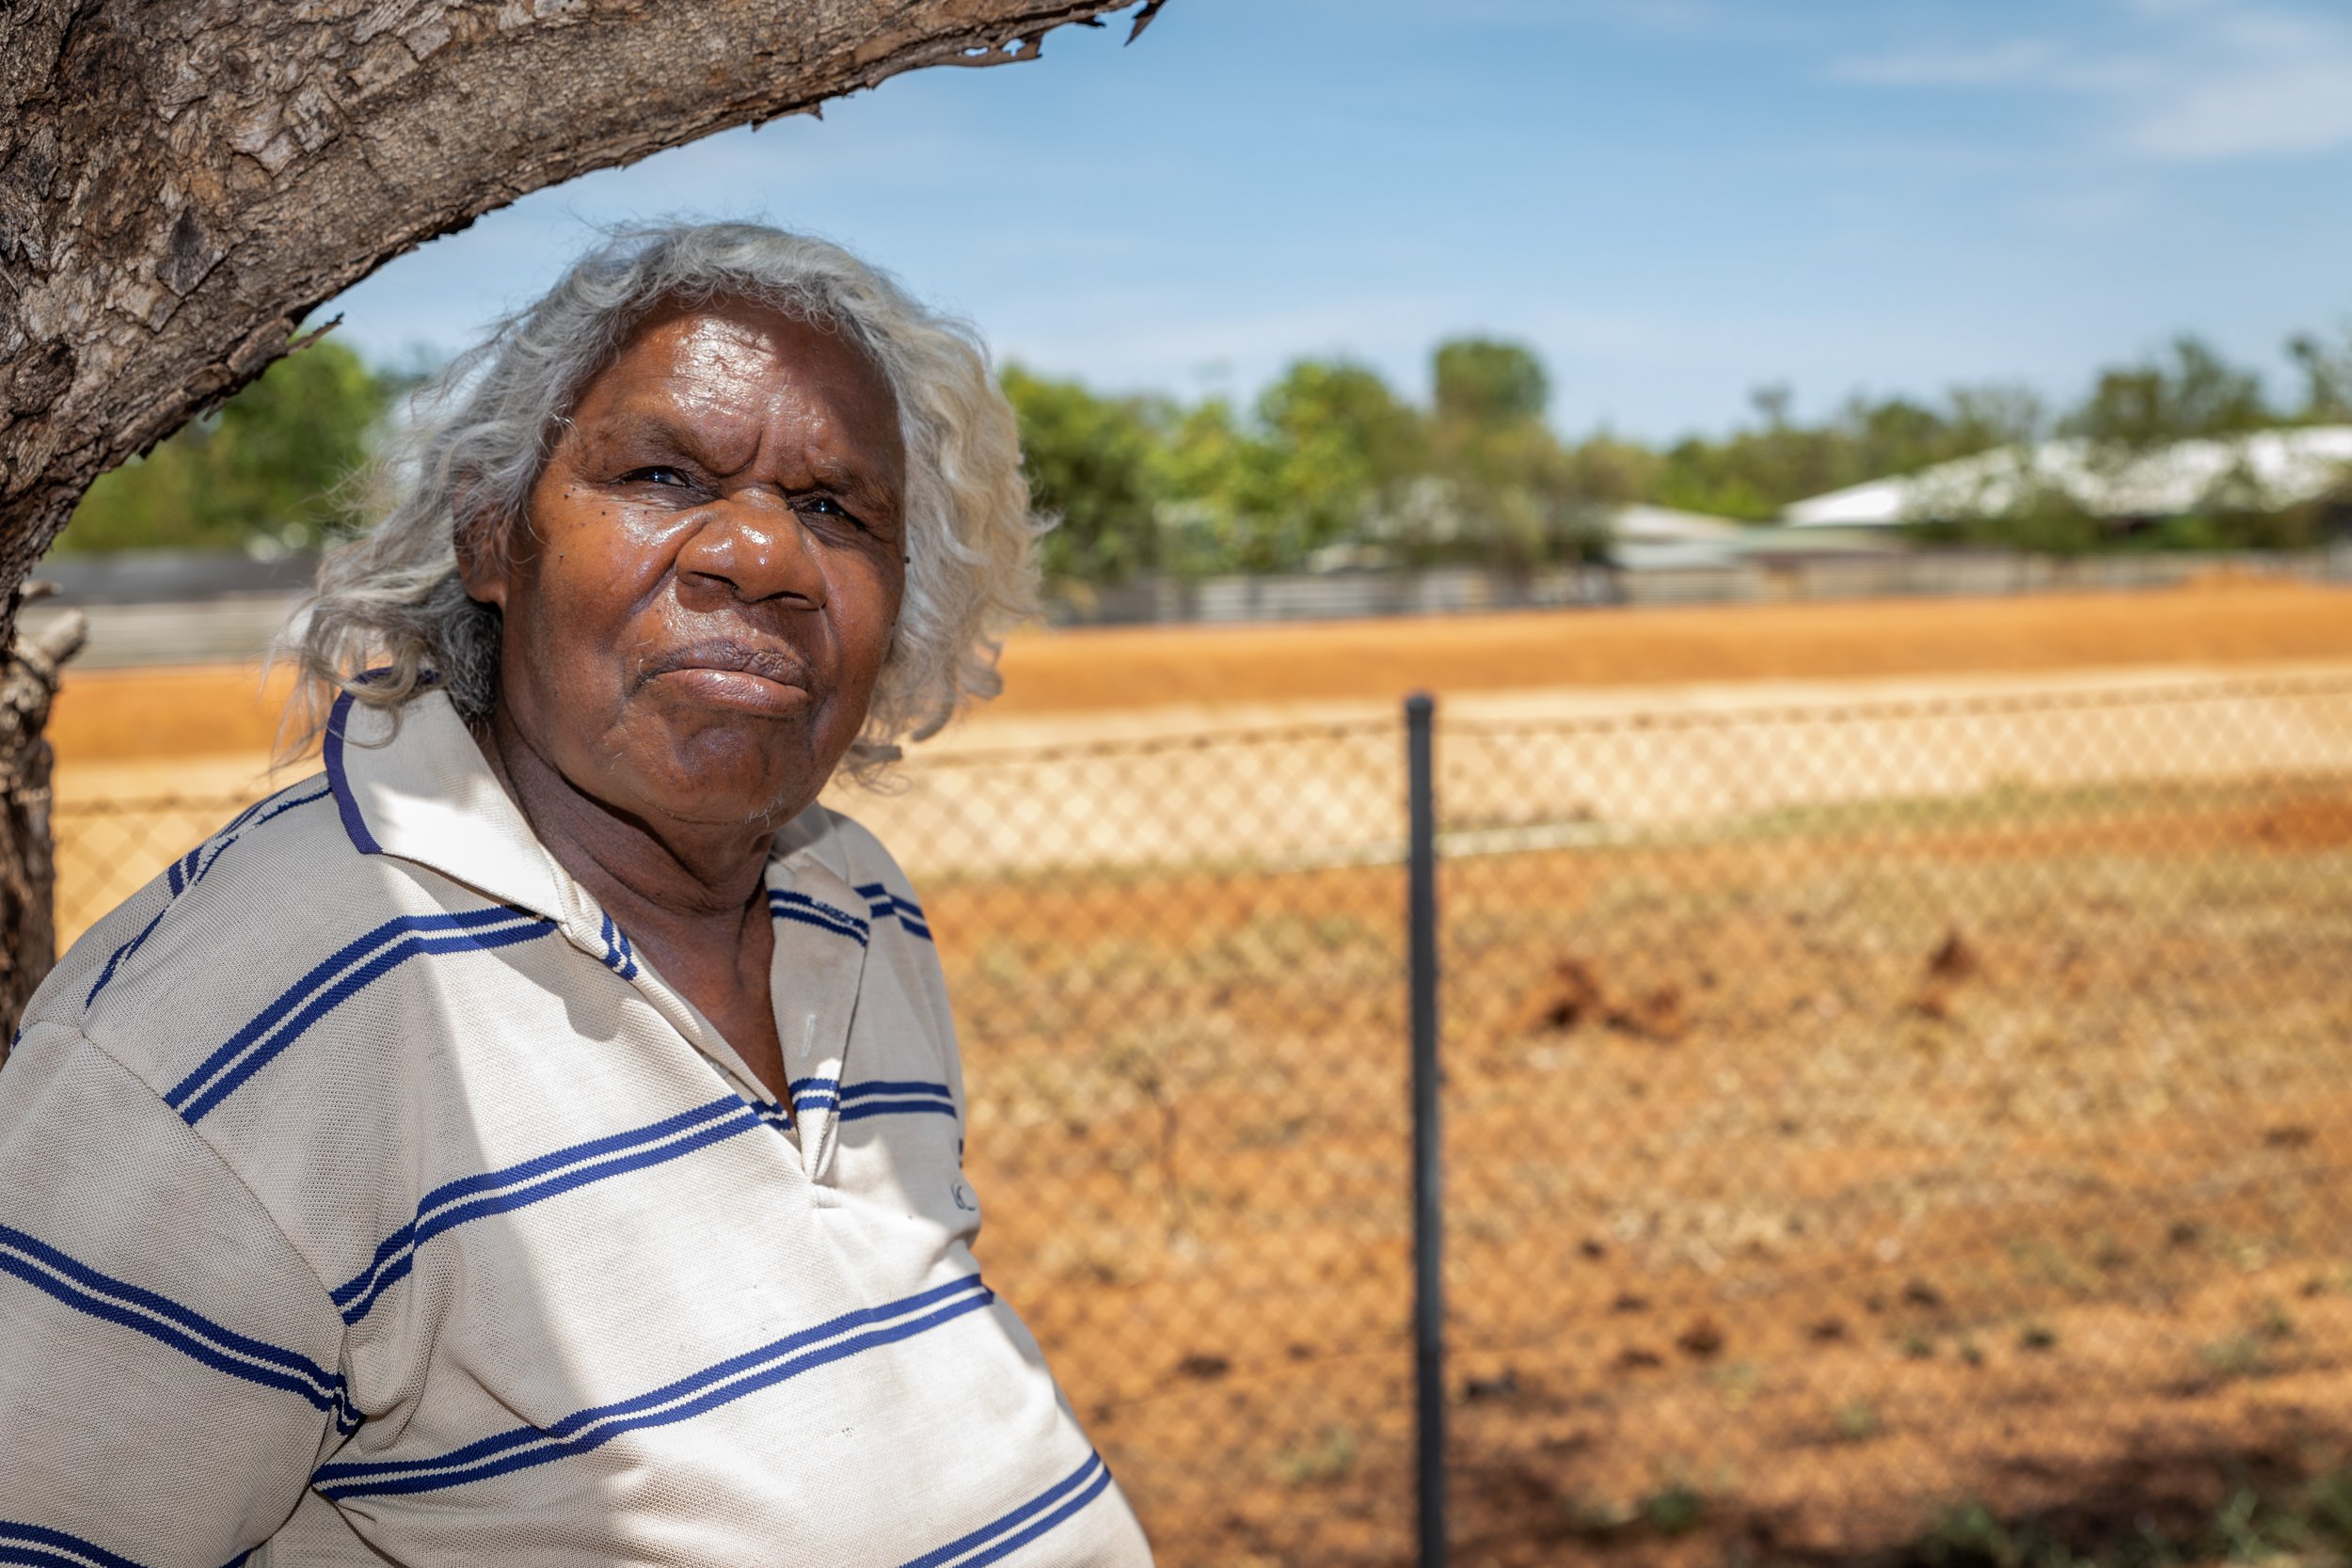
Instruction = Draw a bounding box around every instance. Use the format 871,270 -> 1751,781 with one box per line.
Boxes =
644,640 -> 816,717
652,666 -> 811,716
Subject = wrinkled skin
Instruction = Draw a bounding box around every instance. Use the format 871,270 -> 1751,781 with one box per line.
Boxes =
459,295 -> 907,1099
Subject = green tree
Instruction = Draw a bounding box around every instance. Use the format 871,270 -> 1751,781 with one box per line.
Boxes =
56,337 -> 394,556
1943,382 -> 2048,454
999,365 -> 1164,583
1422,337 -> 1613,566
1252,358 -> 1423,563
1141,394 -> 1353,578
1560,431 -> 1658,511
1134,358 -> 1431,577
2286,326 -> 2352,423
1650,382 -> 2041,521
2063,335 -> 2271,447
994,312 -> 2352,584
1434,338 -> 1548,426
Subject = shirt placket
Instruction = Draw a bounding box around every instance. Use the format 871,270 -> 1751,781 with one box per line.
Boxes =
760,852 -> 870,1190
540,855 -> 868,1186
532,891 -> 802,1183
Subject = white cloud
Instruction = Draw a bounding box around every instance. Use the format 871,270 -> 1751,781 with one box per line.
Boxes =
2123,10 -> 2352,158
1830,1 -> 2352,162
1830,40 -> 2060,87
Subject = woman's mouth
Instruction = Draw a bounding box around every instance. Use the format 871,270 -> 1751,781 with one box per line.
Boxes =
644,640 -> 816,717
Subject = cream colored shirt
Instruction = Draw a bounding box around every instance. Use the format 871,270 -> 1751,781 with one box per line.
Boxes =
0,689 -> 1152,1568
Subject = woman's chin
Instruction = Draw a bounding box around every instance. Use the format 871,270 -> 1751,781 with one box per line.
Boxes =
610,733 -> 846,832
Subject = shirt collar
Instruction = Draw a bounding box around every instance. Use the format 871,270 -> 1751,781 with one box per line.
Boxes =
324,688 -> 572,921
326,687 -> 873,1156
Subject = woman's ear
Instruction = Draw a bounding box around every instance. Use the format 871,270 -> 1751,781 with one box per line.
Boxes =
453,500 -> 512,610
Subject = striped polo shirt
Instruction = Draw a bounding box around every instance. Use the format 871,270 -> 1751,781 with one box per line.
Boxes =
0,690 -> 1152,1568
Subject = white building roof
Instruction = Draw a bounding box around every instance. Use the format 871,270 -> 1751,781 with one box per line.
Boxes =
1784,425 -> 2352,527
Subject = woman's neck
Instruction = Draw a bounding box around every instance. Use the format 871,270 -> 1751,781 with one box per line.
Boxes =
473,706 -> 791,1098
475,708 -> 776,934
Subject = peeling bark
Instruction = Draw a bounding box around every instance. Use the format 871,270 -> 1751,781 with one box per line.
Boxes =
0,0 -> 1150,1045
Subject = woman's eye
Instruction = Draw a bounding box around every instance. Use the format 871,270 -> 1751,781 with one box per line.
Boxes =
621,466 -> 693,488
794,495 -> 867,531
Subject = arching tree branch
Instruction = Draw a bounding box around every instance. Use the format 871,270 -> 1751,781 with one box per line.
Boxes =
0,0 -> 1147,641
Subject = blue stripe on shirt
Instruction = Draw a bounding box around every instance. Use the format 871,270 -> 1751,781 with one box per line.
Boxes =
322,691 -> 386,856
0,1522 -> 160,1568
894,1452 -> 1113,1568
787,1074 -> 840,1117
855,881 -> 935,942
184,782 -> 329,892
0,1550 -> 132,1568
839,1079 -> 955,1103
82,903 -> 172,1011
596,912 -> 640,981
767,890 -> 870,947
0,1527 -> 250,1568
840,1098 -> 959,1124
312,1274 -> 994,1499
0,1225 -> 354,1432
85,782 -> 333,1010
165,907 -> 554,1125
779,1077 -> 957,1125
332,1095 -> 764,1325
836,1078 -> 959,1124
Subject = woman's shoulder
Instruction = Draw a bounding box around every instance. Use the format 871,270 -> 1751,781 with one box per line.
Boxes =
32,770 -> 431,1085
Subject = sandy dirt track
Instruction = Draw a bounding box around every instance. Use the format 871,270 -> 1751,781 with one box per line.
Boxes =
45,578 -> 2352,769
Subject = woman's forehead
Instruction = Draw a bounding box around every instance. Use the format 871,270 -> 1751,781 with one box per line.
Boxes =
582,296 -> 900,438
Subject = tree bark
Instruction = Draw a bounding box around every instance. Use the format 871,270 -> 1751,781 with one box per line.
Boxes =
0,607 -> 84,1053
0,0 -> 1150,1053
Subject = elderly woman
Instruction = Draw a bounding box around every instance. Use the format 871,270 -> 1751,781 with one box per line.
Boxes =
0,225 -> 1152,1567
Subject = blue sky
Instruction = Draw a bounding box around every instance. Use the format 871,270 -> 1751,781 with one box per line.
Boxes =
323,0 -> 2352,441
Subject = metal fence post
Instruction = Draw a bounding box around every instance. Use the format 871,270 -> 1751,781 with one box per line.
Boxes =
1406,691 -> 1446,1568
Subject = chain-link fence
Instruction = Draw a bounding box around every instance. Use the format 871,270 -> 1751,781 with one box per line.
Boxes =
51,671 -> 2352,1567
1438,674 -> 2352,1567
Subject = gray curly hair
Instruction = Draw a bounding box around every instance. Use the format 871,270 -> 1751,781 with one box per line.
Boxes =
280,221 -> 1038,781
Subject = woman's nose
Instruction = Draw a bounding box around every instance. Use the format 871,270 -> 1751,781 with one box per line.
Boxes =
674,492 -> 827,608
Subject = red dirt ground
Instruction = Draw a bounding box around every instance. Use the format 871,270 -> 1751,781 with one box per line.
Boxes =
44,578 -> 2352,765
38,583 -> 2352,1565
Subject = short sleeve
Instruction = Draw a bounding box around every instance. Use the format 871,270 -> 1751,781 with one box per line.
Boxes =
0,1022 -> 349,1567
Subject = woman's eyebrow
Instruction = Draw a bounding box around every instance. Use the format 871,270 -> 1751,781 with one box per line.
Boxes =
590,407 -> 901,504
591,409 -> 733,460
799,456 -> 898,500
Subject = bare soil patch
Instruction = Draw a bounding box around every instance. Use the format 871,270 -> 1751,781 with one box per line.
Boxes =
987,580 -> 2352,716
934,775 -> 2352,1566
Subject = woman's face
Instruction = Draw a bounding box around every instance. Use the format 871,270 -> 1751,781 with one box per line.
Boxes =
463,295 -> 908,834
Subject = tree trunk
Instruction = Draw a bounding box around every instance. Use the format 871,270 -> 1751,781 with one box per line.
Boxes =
0,0 -> 1151,1052
0,609 -> 83,1057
